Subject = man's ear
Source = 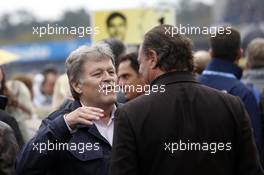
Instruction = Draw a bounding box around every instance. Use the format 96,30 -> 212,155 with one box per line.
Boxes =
147,49 -> 159,69
71,81 -> 82,94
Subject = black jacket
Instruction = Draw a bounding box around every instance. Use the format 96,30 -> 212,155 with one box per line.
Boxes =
16,100 -> 113,175
0,121 -> 19,175
0,110 -> 24,148
110,71 -> 263,175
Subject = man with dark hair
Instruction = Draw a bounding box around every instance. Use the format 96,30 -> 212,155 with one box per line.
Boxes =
198,27 -> 262,151
101,38 -> 126,68
110,25 -> 263,175
117,52 -> 145,101
106,12 -> 127,41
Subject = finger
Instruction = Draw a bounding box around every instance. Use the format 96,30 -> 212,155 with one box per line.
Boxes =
80,108 -> 104,117
79,112 -> 100,121
77,117 -> 94,126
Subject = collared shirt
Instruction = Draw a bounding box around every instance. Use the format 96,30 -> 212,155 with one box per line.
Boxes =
64,102 -> 116,146
93,105 -> 116,146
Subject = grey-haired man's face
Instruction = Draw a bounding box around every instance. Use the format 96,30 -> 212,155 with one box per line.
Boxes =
74,58 -> 117,106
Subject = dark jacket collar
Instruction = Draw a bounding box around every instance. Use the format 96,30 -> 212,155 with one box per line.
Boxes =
205,58 -> 243,80
151,71 -> 198,86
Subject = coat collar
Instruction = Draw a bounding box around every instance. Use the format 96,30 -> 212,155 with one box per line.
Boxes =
205,58 -> 243,80
150,71 -> 198,86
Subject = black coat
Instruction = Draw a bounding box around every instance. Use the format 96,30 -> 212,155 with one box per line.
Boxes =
110,71 -> 263,175
16,100 -> 113,175
0,110 -> 24,147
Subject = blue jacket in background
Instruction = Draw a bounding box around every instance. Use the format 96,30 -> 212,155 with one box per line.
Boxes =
198,58 -> 262,151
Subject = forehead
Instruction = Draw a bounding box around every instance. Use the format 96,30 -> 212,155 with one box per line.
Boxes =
82,57 -> 115,72
118,60 -> 136,74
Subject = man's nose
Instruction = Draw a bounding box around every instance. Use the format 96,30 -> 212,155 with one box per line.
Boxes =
102,71 -> 115,82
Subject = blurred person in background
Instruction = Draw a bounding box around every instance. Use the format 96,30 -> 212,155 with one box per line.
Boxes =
242,38 -> 264,103
117,52 -> 146,101
101,38 -> 126,67
33,67 -> 58,107
101,38 -> 127,103
52,73 -> 72,110
197,27 -> 262,152
193,50 -> 211,75
12,74 -> 34,100
106,12 -> 127,42
242,38 -> 264,165
10,75 -> 41,140
5,80 -> 35,141
0,67 -> 24,148
0,121 -> 19,175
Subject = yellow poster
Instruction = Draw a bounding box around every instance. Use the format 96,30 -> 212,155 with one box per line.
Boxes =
92,8 -> 175,45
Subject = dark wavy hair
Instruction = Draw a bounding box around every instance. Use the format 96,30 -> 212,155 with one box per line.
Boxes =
142,24 -> 193,72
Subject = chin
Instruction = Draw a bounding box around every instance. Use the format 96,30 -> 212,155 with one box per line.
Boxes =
101,94 -> 117,105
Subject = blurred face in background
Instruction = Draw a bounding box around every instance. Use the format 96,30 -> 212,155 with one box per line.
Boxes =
108,16 -> 126,41
41,72 -> 58,96
118,60 -> 145,101
73,57 -> 117,107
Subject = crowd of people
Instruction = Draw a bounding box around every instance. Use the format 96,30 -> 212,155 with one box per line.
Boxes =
0,24 -> 264,175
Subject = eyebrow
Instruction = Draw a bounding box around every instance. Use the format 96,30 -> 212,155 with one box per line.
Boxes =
91,67 -> 115,73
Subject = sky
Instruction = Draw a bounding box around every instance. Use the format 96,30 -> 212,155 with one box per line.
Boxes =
0,0 -> 215,21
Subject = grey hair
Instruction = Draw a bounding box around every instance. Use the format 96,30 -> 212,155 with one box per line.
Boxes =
247,38 -> 264,68
65,43 -> 115,100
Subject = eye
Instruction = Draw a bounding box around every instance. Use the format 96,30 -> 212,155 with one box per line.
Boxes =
92,72 -> 102,77
108,70 -> 115,75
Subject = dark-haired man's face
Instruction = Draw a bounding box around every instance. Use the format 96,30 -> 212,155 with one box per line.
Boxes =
138,45 -> 154,84
118,60 -> 145,101
107,16 -> 126,41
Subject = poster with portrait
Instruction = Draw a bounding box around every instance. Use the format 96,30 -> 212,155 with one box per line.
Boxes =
92,8 -> 175,45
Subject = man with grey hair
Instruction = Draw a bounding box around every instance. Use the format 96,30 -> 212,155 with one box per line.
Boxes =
16,43 -> 118,175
